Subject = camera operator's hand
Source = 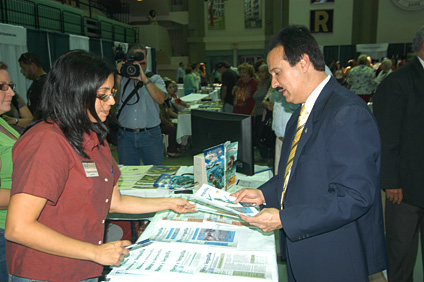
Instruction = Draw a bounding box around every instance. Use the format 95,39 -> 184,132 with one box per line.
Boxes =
131,61 -> 166,105
132,61 -> 149,84
114,61 -> 125,98
117,61 -> 124,74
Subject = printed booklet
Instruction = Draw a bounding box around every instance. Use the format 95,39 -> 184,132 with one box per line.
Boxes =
153,174 -> 194,189
191,184 -> 260,217
204,141 -> 238,191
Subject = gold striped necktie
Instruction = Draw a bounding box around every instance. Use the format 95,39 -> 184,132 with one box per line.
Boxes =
280,105 -> 307,209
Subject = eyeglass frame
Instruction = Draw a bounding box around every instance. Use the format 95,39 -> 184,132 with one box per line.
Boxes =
96,88 -> 117,102
0,83 -> 16,92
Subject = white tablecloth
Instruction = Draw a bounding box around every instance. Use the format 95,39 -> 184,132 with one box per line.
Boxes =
176,113 -> 191,144
177,84 -> 185,98
180,93 -> 209,102
108,167 -> 278,282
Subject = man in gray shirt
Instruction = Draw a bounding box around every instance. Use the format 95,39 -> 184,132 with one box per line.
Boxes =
115,43 -> 166,165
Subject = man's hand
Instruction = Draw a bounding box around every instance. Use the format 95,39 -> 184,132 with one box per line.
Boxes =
115,61 -> 124,87
239,208 -> 282,232
386,188 -> 403,204
132,62 -> 148,83
231,188 -> 265,206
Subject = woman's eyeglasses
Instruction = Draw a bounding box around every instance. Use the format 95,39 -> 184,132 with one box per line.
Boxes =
96,88 -> 117,102
0,83 -> 16,91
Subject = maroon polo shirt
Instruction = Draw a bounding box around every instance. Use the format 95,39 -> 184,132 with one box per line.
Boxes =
7,122 -> 121,281
233,77 -> 258,115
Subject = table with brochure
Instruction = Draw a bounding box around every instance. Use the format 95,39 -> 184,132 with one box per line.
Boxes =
107,165 -> 277,282
106,165 -> 193,241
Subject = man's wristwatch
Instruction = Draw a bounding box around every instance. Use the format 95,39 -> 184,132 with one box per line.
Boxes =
15,118 -> 19,125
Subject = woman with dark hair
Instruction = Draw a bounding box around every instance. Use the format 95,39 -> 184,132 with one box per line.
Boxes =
199,63 -> 209,87
5,50 -> 195,282
147,9 -> 158,25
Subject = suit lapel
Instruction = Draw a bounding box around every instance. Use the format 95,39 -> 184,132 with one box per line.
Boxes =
286,77 -> 340,185
278,107 -> 300,177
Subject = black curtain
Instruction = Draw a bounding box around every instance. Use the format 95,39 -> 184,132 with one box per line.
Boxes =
26,29 -> 50,72
48,32 -> 70,65
102,40 -> 115,65
339,45 -> 359,67
89,38 -> 102,57
323,46 -> 339,65
27,29 -> 70,71
387,43 -> 412,59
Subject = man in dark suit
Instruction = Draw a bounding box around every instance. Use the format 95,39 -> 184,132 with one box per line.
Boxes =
233,25 -> 387,282
373,25 -> 424,282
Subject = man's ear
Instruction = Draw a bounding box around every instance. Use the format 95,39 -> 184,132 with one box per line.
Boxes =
299,55 -> 310,71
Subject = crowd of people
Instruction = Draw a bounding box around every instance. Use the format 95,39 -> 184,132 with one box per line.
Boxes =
0,23 -> 423,281
329,54 -> 407,103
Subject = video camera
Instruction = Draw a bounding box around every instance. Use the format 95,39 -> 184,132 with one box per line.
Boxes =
120,52 -> 144,78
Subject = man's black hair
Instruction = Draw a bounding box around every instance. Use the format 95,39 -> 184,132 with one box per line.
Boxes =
267,25 -> 325,71
18,52 -> 43,68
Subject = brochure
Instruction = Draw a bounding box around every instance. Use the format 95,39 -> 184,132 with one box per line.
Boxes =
204,141 -> 238,190
153,174 -> 194,189
109,244 -> 275,281
118,165 -> 181,189
117,165 -> 152,189
147,165 -> 180,176
150,225 -> 238,247
191,184 -> 260,217
159,209 -> 249,226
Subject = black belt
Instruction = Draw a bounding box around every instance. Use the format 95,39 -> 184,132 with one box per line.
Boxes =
120,125 -> 158,133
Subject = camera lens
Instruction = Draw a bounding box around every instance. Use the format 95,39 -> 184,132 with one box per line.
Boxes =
126,65 -> 137,76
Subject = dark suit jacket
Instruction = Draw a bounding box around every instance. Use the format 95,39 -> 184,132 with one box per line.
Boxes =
259,77 -> 387,282
373,56 -> 424,208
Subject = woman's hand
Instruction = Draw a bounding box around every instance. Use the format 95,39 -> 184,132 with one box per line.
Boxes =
93,240 -> 131,266
169,198 -> 197,213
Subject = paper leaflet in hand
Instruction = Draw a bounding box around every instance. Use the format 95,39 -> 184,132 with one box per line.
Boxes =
191,184 -> 260,217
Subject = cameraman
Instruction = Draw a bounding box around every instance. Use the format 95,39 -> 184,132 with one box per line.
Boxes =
115,43 -> 166,165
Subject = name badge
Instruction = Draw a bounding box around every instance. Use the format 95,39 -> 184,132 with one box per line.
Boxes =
82,161 -> 99,177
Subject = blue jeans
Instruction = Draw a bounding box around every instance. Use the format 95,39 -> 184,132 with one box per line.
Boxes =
117,126 -> 163,165
0,229 -> 8,282
9,275 -> 98,282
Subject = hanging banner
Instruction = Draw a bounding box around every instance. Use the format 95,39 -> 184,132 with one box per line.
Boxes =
0,23 -> 27,46
69,34 -> 90,51
244,0 -> 262,29
208,0 -> 225,30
